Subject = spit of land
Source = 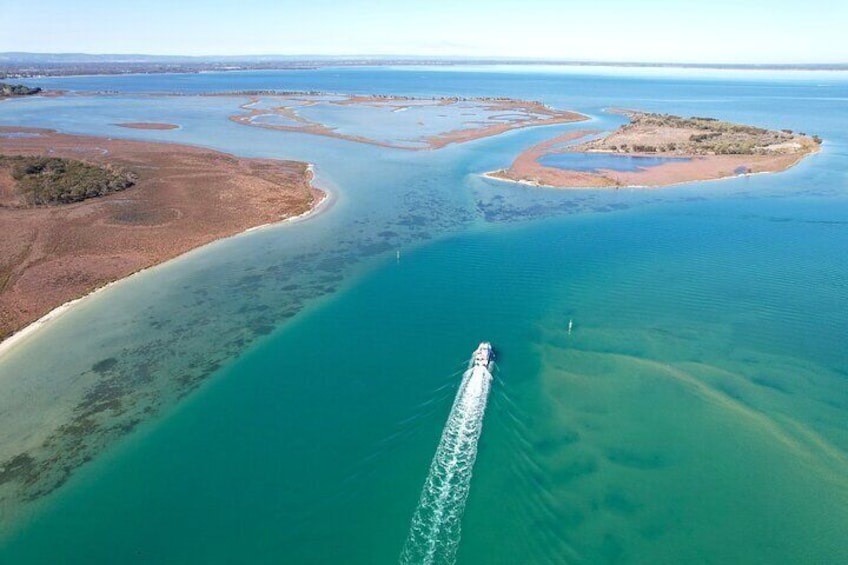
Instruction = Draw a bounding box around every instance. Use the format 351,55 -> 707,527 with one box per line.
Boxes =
0,126 -> 322,341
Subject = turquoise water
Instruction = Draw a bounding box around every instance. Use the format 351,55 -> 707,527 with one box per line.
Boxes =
400,362 -> 494,565
0,67 -> 847,563
539,152 -> 691,173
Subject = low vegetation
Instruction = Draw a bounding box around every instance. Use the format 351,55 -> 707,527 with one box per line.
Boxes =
0,82 -> 42,96
580,112 -> 821,156
0,156 -> 136,205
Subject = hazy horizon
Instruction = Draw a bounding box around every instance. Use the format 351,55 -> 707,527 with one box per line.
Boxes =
2,53 -> 846,69
3,0 -> 848,65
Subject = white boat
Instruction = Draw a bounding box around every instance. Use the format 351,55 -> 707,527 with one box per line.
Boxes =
472,342 -> 494,370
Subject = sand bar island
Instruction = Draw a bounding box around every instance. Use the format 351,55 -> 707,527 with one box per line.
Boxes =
487,111 -> 821,188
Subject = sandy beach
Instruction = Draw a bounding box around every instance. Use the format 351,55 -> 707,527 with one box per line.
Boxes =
0,126 -> 322,342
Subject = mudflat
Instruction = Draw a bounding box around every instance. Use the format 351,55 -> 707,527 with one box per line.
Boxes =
114,122 -> 179,130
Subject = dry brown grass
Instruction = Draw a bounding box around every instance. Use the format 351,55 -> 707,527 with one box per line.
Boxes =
0,127 -> 321,340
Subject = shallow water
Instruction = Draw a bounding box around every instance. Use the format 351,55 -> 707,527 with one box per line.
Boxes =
540,152 -> 691,173
242,96 -> 560,148
0,66 -> 847,563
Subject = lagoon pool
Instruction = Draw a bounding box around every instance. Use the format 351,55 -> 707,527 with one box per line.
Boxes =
540,151 -> 692,172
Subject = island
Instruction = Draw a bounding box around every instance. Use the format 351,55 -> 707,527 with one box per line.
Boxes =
231,94 -> 588,150
486,111 -> 821,188
0,126 -> 323,341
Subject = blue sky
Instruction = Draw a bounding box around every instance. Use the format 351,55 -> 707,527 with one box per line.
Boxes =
2,0 -> 846,63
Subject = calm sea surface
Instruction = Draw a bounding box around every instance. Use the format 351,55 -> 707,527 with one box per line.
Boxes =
0,66 -> 846,564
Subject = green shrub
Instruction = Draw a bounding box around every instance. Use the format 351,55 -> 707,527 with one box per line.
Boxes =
0,82 -> 42,96
0,156 -> 136,205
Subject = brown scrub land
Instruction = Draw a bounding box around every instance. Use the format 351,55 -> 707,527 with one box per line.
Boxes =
487,111 -> 821,188
0,126 -> 322,341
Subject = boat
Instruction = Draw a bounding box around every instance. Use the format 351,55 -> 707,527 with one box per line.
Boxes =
472,342 -> 494,370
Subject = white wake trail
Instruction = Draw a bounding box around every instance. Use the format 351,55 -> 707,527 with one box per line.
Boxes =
399,363 -> 493,565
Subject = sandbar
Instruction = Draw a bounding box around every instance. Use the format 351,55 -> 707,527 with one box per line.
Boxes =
231,94 -> 588,150
0,126 -> 323,342
115,122 -> 180,130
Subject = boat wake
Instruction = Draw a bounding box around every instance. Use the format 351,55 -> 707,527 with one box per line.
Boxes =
399,349 -> 494,565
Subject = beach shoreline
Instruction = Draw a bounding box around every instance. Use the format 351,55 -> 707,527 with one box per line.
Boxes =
483,156 -> 813,190
0,187 -> 331,361
0,126 -> 325,346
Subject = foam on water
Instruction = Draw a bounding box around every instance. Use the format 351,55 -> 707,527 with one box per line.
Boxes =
400,361 -> 493,565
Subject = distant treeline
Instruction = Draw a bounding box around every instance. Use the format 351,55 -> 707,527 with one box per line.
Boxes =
0,156 -> 136,205
0,62 -> 316,79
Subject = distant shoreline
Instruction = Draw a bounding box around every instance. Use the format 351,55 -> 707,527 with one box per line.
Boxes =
3,56 -> 847,79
